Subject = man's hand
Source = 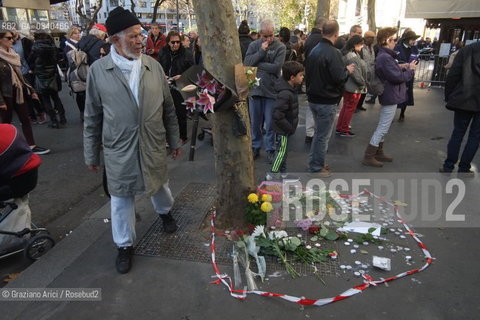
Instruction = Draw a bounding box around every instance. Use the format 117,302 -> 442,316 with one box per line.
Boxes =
31,93 -> 39,100
171,148 -> 181,160
0,104 -> 7,110
171,75 -> 181,81
87,165 -> 100,172
346,63 -> 355,74
408,60 -> 418,71
261,41 -> 269,51
148,48 -> 154,55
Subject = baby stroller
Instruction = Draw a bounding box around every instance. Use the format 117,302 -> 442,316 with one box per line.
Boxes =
0,125 -> 55,261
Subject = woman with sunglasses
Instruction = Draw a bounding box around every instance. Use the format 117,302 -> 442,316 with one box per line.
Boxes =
158,31 -> 194,145
362,27 -> 416,167
0,30 -> 50,155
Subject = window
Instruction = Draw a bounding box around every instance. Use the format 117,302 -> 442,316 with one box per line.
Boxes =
110,0 -> 119,6
138,1 -> 147,8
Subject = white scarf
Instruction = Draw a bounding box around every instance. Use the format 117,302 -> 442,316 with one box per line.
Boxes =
110,45 -> 142,106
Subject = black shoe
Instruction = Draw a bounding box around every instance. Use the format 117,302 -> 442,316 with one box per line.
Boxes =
252,148 -> 260,160
305,136 -> 313,143
48,121 -> 60,129
116,246 -> 133,274
267,150 -> 275,164
357,106 -> 367,111
399,114 -> 405,122
365,98 -> 375,104
160,212 -> 178,233
60,116 -> 67,125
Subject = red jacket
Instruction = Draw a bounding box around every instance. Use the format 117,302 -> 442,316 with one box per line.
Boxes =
145,33 -> 167,60
0,124 -> 41,181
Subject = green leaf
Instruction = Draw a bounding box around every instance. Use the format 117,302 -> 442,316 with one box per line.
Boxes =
235,241 -> 245,248
368,227 -> 377,234
290,237 -> 302,247
319,227 -> 328,237
325,231 -> 339,241
310,236 -> 318,242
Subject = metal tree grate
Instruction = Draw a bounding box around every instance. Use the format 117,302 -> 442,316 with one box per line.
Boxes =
134,183 -> 339,276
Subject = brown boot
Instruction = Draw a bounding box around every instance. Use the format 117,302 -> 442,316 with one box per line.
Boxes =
362,144 -> 384,167
375,142 -> 393,162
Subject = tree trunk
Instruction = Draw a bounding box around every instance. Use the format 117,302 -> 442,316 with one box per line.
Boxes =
316,0 -> 330,20
151,0 -> 165,24
76,0 -> 103,32
130,0 -> 136,16
191,0 -> 255,228
367,0 -> 376,32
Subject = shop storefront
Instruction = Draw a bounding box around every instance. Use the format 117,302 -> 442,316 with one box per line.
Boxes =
0,0 -> 69,33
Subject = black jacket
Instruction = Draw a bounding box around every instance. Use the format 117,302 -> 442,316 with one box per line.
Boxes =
304,28 -> 322,60
239,34 -> 252,61
157,45 -> 194,78
77,35 -> 105,65
272,78 -> 299,135
445,42 -> 480,113
305,38 -> 349,104
29,39 -> 59,94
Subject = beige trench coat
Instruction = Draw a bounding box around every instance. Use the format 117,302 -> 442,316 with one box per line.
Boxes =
83,53 -> 179,197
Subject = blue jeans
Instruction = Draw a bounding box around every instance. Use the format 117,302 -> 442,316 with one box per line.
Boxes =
249,96 -> 275,152
443,111 -> 480,172
370,104 -> 397,146
308,103 -> 337,172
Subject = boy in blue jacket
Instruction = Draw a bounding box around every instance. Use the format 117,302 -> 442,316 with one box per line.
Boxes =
267,61 -> 304,180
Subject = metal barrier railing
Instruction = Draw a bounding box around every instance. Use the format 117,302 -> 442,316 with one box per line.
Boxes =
414,54 -> 450,87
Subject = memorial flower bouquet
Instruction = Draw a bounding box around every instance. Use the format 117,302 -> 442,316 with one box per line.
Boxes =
181,70 -> 226,114
245,193 -> 274,226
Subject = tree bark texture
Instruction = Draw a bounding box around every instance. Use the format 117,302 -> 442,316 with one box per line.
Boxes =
368,0 -> 376,32
316,0 -> 330,20
191,0 -> 255,227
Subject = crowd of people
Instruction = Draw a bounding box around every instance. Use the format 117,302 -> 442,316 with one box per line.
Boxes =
1,8 -> 478,275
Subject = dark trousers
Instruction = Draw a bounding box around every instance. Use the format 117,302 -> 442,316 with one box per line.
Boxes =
0,95 -> 35,145
171,89 -> 187,141
75,91 -> 86,120
444,110 -> 480,172
356,93 -> 367,110
23,73 -> 45,119
40,92 -> 65,122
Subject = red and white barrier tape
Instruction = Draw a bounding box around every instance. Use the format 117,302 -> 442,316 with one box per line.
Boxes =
210,190 -> 434,306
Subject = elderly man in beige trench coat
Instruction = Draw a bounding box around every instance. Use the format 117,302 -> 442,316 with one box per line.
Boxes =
83,7 -> 181,274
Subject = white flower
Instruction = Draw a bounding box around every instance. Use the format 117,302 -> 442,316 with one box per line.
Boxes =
268,230 -> 288,240
251,225 -> 266,238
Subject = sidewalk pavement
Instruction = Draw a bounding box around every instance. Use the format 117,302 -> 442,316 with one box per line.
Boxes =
2,88 -> 480,319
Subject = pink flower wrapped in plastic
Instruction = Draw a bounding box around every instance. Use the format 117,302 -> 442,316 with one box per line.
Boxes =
295,218 -> 312,231
183,96 -> 197,112
196,89 -> 215,114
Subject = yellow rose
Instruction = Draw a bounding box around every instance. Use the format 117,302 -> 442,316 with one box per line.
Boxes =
260,201 -> 273,212
261,194 -> 272,202
247,193 -> 259,203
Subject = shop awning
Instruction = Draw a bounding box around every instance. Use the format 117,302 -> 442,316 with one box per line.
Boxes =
405,0 -> 480,19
